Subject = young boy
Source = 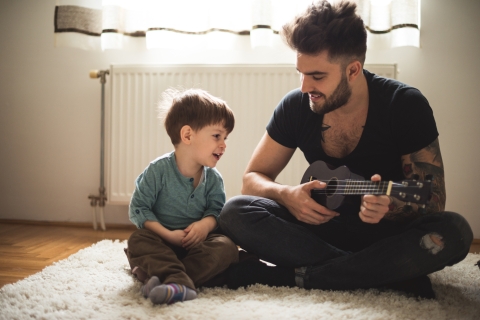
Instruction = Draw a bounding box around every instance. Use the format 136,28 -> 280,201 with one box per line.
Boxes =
125,88 -> 238,305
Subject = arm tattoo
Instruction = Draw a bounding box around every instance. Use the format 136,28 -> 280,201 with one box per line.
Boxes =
385,139 -> 446,222
409,161 -> 446,213
423,138 -> 443,164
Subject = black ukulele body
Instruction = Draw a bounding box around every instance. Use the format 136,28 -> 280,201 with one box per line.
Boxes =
301,161 -> 364,215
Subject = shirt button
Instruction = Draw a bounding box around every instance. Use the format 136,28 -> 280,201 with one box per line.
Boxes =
190,194 -> 194,199
135,209 -> 140,214
189,178 -> 194,182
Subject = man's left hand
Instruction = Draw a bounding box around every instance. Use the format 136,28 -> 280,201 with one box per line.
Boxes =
359,174 -> 391,224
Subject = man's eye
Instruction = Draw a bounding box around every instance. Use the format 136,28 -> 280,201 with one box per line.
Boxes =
313,76 -> 324,81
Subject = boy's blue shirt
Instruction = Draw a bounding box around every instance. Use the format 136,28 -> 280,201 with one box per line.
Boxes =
129,151 -> 226,230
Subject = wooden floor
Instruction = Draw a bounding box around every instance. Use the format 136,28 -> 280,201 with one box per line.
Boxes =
0,222 -> 135,287
0,222 -> 479,288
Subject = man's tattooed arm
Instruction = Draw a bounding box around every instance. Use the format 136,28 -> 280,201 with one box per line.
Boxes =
385,138 -> 446,221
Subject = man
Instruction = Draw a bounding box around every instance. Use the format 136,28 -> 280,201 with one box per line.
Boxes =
218,0 -> 472,299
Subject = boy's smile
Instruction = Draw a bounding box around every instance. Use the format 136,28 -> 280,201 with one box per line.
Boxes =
213,152 -> 223,161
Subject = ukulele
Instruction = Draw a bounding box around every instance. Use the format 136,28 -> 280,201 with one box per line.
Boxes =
301,161 -> 432,214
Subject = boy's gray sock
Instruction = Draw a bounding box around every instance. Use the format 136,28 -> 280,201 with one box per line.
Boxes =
141,276 -> 161,298
149,283 -> 197,305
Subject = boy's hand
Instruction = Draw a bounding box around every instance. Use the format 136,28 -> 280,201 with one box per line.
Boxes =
182,216 -> 216,250
182,221 -> 209,250
164,229 -> 187,247
144,220 -> 187,247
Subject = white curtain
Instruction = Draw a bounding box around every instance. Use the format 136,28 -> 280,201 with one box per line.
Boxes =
54,0 -> 420,51
358,0 -> 421,49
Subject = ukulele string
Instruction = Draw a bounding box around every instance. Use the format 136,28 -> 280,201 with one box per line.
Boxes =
311,182 -> 411,194
311,179 -> 405,185
312,181 -> 404,190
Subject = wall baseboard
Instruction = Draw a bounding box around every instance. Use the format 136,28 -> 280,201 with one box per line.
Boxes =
0,219 -> 136,230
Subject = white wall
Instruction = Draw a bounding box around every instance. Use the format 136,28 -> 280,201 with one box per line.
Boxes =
1,0 -> 479,238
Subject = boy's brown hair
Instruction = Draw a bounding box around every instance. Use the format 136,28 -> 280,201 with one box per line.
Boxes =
160,88 -> 235,145
281,0 -> 367,66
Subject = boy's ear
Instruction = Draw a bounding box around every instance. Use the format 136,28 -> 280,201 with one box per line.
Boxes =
180,125 -> 193,145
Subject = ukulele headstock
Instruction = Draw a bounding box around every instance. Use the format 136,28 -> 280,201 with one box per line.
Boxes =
391,175 -> 433,206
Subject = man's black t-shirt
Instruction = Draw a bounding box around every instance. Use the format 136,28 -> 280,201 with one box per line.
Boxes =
266,70 -> 439,250
267,69 -> 439,182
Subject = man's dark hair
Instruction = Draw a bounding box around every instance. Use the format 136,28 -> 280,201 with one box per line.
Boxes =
281,0 -> 367,66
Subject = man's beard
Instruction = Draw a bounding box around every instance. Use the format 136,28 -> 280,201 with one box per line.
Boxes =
309,73 -> 352,115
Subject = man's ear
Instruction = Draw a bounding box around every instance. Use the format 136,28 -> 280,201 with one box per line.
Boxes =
346,60 -> 362,81
180,125 -> 193,145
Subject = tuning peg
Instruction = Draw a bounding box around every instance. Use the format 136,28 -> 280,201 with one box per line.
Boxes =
425,174 -> 434,181
412,174 -> 419,180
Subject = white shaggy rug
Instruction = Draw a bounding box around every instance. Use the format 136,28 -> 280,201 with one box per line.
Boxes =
1,240 -> 479,320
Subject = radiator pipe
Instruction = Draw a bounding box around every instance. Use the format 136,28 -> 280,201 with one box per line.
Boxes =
91,205 -> 97,231
88,69 -> 109,231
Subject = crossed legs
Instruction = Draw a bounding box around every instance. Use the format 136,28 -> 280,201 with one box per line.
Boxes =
218,195 -> 473,297
126,229 -> 239,303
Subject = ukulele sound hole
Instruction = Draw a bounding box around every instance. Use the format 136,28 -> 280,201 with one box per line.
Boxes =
326,178 -> 338,197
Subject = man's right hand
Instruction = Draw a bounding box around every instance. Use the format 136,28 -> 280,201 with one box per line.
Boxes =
243,133 -> 339,224
281,180 -> 339,225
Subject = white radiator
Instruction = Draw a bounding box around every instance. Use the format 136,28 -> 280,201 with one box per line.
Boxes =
106,64 -> 396,204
